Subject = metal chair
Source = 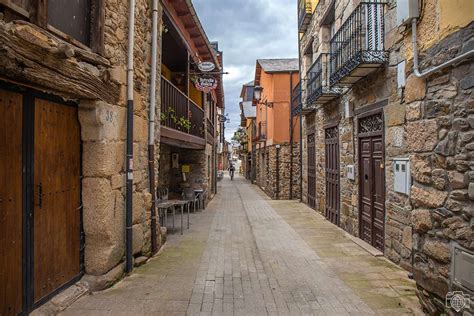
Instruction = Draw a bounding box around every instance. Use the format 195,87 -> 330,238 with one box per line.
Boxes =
182,188 -> 198,213
156,188 -> 176,233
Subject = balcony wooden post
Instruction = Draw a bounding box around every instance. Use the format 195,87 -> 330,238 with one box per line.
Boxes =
186,52 -> 190,122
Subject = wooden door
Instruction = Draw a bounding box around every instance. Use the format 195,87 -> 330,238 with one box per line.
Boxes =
325,125 -> 340,226
307,133 -> 316,209
358,112 -> 385,251
33,98 -> 81,303
0,89 -> 24,316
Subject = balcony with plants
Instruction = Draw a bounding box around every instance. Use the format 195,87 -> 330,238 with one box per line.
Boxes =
160,76 -> 205,141
329,2 -> 388,86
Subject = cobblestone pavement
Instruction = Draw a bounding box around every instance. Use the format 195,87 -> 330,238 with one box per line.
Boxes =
62,175 -> 423,315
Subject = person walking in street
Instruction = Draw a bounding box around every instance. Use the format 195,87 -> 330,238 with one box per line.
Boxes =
228,163 -> 235,181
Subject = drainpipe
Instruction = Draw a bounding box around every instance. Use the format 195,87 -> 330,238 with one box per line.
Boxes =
125,0 -> 136,274
289,71 -> 294,200
148,0 -> 159,255
411,18 -> 474,78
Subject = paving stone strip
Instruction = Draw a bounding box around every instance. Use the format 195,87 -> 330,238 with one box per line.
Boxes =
61,176 -> 421,316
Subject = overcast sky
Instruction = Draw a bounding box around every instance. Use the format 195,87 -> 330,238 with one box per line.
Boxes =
193,0 -> 298,140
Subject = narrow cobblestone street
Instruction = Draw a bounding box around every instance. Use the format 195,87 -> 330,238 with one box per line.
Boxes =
63,176 -> 423,315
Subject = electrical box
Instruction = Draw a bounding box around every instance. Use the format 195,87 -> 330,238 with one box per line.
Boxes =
396,0 -> 419,26
394,158 -> 411,195
452,244 -> 474,292
347,165 -> 355,180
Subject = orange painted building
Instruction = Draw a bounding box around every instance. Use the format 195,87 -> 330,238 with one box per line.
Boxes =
254,59 -> 300,148
252,59 -> 301,200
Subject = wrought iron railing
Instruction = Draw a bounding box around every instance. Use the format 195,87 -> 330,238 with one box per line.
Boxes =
329,2 -> 388,85
291,81 -> 302,116
298,0 -> 312,32
306,53 -> 343,105
161,76 -> 205,138
307,54 -> 326,104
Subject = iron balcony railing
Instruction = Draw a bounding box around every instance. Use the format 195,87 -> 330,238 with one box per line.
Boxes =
291,81 -> 302,116
307,54 -> 326,104
306,53 -> 343,105
161,76 -> 205,138
329,2 -> 388,85
298,0 -> 312,32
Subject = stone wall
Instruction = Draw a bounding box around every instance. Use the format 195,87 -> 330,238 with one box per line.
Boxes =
406,26 -> 474,314
299,0 -> 473,313
255,144 -> 300,200
80,0 -> 163,279
159,144 -> 208,194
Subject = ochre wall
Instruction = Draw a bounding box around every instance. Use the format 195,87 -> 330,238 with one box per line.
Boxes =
189,80 -> 203,107
404,0 -> 474,58
256,71 -> 300,146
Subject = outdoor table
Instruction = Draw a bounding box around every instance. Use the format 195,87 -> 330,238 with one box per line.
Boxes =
156,201 -> 175,230
166,200 -> 189,235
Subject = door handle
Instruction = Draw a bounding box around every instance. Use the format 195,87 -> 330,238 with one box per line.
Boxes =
35,183 -> 43,209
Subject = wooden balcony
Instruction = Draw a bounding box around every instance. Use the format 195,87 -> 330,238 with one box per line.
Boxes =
306,53 -> 342,108
329,2 -> 388,86
160,76 -> 205,149
298,0 -> 312,33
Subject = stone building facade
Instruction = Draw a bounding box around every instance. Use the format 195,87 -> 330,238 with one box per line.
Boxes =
297,0 -> 473,313
255,144 -> 301,200
0,0 -> 222,314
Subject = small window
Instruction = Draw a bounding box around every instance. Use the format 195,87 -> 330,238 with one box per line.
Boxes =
48,0 -> 91,46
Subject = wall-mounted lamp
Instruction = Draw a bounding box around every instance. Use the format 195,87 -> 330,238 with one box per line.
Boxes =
253,85 -> 273,108
254,85 -> 263,102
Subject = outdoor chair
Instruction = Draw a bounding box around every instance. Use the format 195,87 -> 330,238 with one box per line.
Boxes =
156,188 -> 176,233
182,188 -> 198,213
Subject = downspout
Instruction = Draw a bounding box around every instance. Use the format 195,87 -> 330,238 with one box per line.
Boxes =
148,0 -> 159,255
297,5 -> 303,202
289,71 -> 294,200
125,0 -> 136,274
411,18 -> 474,78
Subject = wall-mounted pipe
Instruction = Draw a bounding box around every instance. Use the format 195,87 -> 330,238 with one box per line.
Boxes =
148,0 -> 159,255
125,0 -> 136,274
411,18 -> 474,78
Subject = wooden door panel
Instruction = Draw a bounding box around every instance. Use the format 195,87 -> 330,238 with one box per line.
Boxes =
33,99 -> 81,303
325,126 -> 339,226
358,116 -> 385,251
307,133 -> 316,209
0,89 -> 23,316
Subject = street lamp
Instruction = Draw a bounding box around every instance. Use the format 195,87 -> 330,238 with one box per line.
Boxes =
254,85 -> 263,102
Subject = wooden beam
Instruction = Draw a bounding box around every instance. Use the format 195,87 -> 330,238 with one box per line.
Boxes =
0,20 -> 119,103
160,126 -> 206,149
90,0 -> 105,55
29,0 -> 48,27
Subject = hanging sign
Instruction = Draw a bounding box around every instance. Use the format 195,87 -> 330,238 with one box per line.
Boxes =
195,76 -> 218,93
198,61 -> 216,72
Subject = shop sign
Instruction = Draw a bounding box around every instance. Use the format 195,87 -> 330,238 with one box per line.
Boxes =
195,76 -> 217,93
198,61 -> 216,72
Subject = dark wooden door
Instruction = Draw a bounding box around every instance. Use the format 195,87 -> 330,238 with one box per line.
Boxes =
33,98 -> 81,303
359,112 -> 385,251
325,126 -> 340,225
0,89 -> 24,316
307,133 -> 316,209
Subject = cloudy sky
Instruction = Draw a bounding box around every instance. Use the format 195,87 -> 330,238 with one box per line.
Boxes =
193,0 -> 298,140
